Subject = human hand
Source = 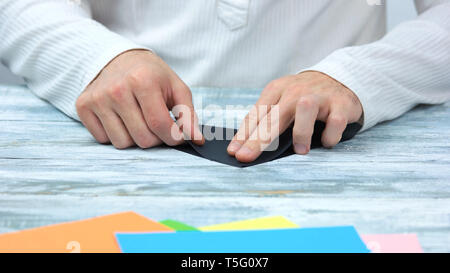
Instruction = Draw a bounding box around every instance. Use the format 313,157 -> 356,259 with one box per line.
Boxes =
76,49 -> 204,149
227,71 -> 363,162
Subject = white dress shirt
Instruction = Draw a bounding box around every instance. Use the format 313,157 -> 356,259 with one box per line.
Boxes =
1,0 -> 449,131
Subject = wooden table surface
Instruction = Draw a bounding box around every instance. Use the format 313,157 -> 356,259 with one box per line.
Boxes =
0,85 -> 449,252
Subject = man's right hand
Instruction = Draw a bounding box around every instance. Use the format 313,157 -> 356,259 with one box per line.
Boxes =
76,49 -> 204,149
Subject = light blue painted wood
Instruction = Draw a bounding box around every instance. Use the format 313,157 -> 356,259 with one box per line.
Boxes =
0,85 -> 449,252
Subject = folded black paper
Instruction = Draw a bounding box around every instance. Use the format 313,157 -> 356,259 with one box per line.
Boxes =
173,121 -> 362,167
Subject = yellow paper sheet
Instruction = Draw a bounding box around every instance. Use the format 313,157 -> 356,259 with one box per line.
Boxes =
198,216 -> 299,231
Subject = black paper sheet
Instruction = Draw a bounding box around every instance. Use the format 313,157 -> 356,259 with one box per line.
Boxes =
174,121 -> 362,167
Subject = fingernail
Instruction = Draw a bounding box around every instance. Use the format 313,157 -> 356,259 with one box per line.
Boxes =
294,144 -> 308,154
193,129 -> 205,145
228,142 -> 241,153
237,146 -> 253,157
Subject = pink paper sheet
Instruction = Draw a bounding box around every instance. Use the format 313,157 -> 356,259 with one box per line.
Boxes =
361,234 -> 423,253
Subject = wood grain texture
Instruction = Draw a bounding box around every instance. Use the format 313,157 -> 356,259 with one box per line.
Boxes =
0,85 -> 449,252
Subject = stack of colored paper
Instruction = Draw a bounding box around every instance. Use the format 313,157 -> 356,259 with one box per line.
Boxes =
0,212 -> 423,253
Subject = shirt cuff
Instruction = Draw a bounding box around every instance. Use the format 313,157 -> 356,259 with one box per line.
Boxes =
298,50 -> 418,132
59,32 -> 150,121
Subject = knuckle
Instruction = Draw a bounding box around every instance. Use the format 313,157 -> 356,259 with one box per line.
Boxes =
286,84 -> 302,94
141,69 -> 162,87
180,86 -> 192,99
329,115 -> 347,127
91,91 -> 105,108
296,96 -> 316,109
266,78 -> 285,91
147,75 -> 162,89
292,130 -> 307,144
292,128 -> 304,139
147,116 -> 162,131
75,94 -> 90,112
126,66 -> 150,87
337,95 -> 356,109
107,82 -> 127,102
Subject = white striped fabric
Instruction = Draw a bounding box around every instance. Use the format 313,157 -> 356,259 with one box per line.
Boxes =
1,0 -> 449,131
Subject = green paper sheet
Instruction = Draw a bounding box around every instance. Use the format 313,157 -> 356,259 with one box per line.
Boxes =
159,219 -> 198,231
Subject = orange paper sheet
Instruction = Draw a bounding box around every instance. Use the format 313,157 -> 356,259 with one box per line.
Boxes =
0,211 -> 172,253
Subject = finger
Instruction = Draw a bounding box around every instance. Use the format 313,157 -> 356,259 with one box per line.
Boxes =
292,96 -> 320,155
95,109 -> 135,149
134,86 -> 184,146
321,107 -> 348,148
234,102 -> 291,163
171,80 -> 204,146
78,109 -> 110,144
110,90 -> 162,149
227,87 -> 281,155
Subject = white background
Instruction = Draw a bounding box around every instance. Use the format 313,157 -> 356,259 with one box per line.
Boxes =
0,0 -> 418,85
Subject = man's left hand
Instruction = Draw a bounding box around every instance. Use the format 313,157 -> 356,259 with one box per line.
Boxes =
227,71 -> 363,163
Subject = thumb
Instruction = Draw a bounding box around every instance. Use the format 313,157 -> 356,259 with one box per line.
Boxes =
171,80 -> 204,146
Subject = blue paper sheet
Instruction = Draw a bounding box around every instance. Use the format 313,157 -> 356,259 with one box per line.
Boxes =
116,226 -> 369,253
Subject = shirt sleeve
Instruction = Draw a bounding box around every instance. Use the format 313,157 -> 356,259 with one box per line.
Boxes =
0,0 -> 148,120
301,0 -> 450,131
